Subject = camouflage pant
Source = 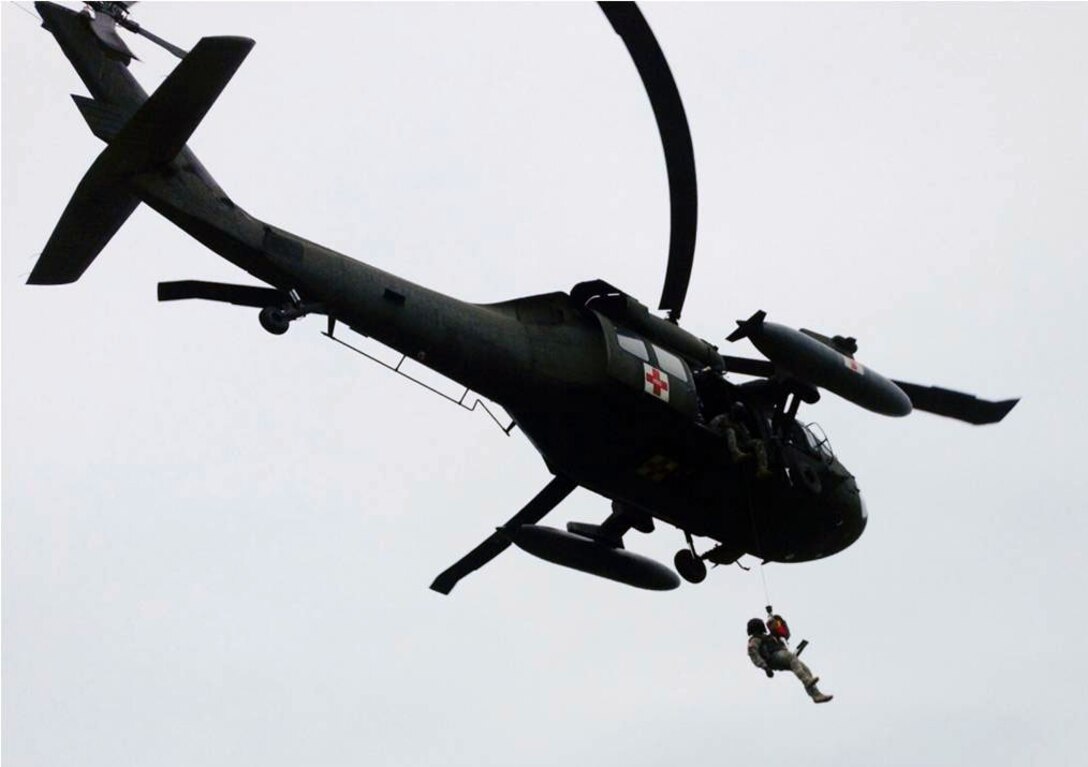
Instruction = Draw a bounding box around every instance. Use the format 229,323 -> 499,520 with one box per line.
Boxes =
768,649 -> 822,696
709,417 -> 771,475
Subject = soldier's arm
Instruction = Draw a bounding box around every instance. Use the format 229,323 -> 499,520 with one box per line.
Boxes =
747,637 -> 768,669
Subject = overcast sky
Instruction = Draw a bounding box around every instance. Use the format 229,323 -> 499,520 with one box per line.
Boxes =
4,3 -> 1088,766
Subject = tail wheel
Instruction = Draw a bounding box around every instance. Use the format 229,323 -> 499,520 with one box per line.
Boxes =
259,306 -> 290,335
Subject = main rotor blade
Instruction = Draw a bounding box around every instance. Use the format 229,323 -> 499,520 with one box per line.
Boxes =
599,2 -> 697,321
430,475 -> 577,595
892,381 -> 1019,425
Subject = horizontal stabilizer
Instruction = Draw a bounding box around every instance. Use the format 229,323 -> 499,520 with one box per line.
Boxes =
158,280 -> 288,308
893,381 -> 1019,425
27,167 -> 139,285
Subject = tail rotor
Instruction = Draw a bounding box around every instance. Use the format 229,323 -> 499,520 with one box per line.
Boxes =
84,2 -> 188,63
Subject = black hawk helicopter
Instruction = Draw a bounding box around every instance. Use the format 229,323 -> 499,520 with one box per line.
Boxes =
26,2 -> 1018,594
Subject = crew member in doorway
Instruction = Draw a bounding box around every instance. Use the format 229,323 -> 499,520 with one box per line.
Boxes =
747,618 -> 833,704
709,405 -> 772,479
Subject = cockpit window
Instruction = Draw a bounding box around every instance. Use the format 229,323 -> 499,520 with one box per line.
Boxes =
652,345 -> 688,382
803,422 -> 834,459
617,333 -> 649,362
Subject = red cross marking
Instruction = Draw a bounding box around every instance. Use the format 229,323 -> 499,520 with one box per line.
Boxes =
646,366 -> 669,395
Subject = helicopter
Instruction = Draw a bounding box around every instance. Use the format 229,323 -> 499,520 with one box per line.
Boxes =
26,1 -> 1018,595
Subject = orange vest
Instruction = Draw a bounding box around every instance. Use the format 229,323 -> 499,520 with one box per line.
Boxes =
766,614 -> 791,641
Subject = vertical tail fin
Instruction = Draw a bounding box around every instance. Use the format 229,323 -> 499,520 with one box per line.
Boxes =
102,36 -> 254,174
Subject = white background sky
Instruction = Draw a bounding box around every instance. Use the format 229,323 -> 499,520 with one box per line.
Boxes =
4,3 -> 1088,766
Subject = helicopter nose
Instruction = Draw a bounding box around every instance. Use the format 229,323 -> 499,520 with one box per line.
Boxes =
832,476 -> 867,548
846,483 -> 868,543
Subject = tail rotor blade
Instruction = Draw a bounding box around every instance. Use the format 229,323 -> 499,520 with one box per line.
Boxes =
93,2 -> 190,59
134,26 -> 188,59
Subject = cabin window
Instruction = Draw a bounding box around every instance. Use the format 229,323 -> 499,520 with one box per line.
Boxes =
652,345 -> 688,382
617,334 -> 649,362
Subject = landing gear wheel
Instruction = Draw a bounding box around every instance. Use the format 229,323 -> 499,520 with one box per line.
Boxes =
674,549 -> 707,584
259,306 -> 290,335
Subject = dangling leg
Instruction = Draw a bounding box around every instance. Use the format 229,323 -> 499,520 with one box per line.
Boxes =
788,655 -> 815,686
772,651 -> 833,704
725,427 -> 751,463
750,439 -> 773,479
789,656 -> 833,704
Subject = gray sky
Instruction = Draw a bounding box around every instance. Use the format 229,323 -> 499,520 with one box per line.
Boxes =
4,3 -> 1088,766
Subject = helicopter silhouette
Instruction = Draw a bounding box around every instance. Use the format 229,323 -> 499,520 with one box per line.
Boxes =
27,2 -> 1018,594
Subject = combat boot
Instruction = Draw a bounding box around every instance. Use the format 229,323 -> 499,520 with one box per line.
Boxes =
806,682 -> 832,704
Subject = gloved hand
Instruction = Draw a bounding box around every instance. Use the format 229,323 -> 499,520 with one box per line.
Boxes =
765,669 -> 774,678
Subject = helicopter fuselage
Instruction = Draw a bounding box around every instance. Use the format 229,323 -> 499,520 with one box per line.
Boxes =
97,148 -> 868,565
33,1 -> 871,584
238,208 -> 869,565
132,153 -> 867,564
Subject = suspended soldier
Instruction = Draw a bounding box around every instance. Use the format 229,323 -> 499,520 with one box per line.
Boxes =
747,617 -> 833,703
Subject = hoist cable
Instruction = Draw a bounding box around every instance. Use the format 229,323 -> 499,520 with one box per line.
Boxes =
745,480 -> 774,609
758,558 -> 772,609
